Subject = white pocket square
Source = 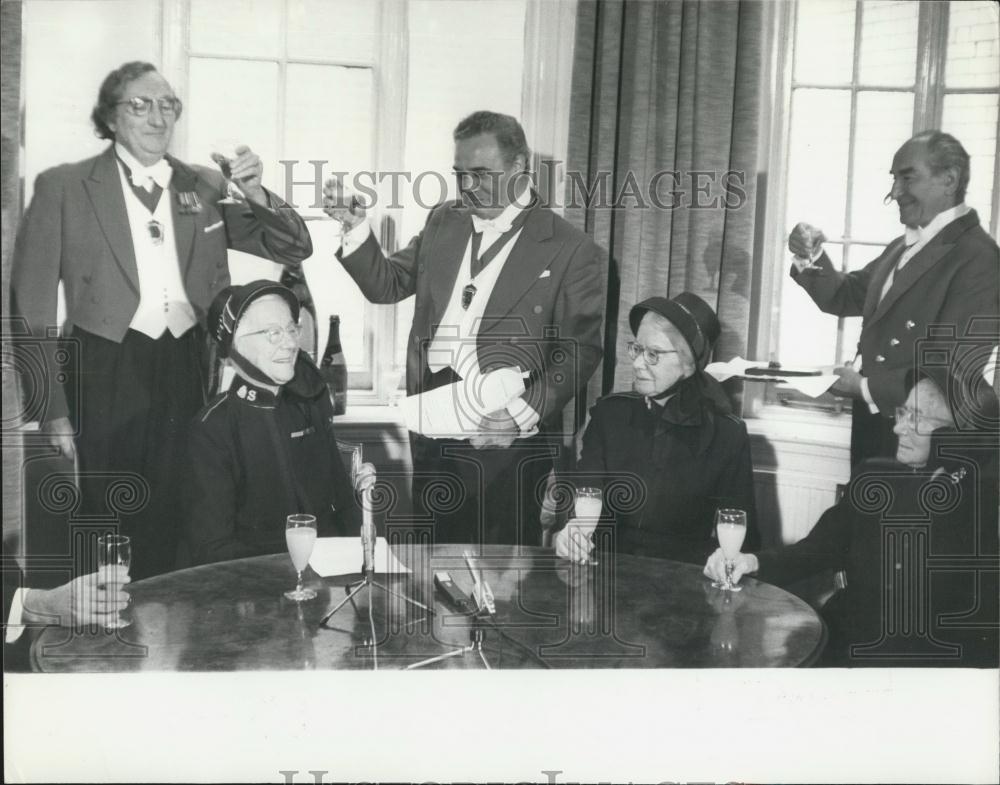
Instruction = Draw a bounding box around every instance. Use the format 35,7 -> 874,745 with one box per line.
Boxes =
539,269 -> 551,279
203,220 -> 224,233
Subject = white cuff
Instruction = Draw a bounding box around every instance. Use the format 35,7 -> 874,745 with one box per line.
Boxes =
339,221 -> 371,257
860,377 -> 879,414
5,587 -> 27,644
506,397 -> 540,437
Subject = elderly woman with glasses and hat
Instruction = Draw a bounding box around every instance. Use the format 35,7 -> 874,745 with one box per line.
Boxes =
552,292 -> 759,565
179,280 -> 371,567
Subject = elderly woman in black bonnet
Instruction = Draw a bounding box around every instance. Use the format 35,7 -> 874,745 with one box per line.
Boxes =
552,292 -> 758,564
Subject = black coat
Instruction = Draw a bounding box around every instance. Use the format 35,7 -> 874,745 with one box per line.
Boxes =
757,433 -> 999,667
182,357 -> 360,566
571,377 -> 759,564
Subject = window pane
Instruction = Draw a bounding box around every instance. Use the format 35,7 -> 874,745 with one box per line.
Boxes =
851,91 -> 914,242
843,243 -> 885,365
945,0 -> 1000,88
287,0 -> 377,62
845,242 -> 887,272
943,93 -> 999,223
777,245 -> 844,368
858,1 -> 919,86
190,0 -> 282,58
404,0 -> 526,240
793,0 -> 856,85
186,58 -> 280,191
283,64 -> 374,217
302,222 -> 369,380
786,89 -> 852,241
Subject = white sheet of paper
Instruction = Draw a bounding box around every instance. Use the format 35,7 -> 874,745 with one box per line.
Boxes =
705,356 -> 767,382
782,374 -> 839,397
399,366 -> 527,438
307,536 -> 411,577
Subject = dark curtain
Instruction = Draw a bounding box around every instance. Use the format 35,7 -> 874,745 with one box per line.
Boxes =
2,2 -> 23,554
565,0 -> 763,401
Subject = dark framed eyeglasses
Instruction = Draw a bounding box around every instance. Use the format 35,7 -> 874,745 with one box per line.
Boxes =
894,405 -> 951,433
117,96 -> 182,118
240,323 -> 303,345
626,341 -> 677,366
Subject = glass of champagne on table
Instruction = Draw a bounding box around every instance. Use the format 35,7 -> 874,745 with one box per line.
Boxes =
210,139 -> 245,204
713,508 -> 748,592
97,534 -> 132,629
572,486 -> 603,565
284,514 -> 317,602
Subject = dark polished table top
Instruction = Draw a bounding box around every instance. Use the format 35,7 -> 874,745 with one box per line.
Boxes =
32,544 -> 825,671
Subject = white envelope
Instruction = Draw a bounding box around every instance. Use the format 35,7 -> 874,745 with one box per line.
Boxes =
308,536 -> 411,577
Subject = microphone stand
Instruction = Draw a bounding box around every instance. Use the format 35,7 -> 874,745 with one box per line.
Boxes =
405,551 -> 550,670
317,481 -> 433,669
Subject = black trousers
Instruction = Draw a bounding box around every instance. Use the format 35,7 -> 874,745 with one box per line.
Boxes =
410,431 -> 557,547
68,327 -> 206,579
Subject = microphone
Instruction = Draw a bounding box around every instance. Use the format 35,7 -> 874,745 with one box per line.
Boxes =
361,485 -> 376,575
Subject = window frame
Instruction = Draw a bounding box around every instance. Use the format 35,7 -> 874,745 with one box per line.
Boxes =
161,0 -> 408,405
748,0 -> 1000,421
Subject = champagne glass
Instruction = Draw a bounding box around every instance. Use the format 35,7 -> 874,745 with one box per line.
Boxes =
572,486 -> 603,566
210,139 -> 245,204
97,534 -> 132,629
284,514 -> 318,601
713,508 -> 748,592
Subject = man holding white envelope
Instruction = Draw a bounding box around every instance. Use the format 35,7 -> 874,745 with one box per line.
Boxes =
326,111 -> 604,546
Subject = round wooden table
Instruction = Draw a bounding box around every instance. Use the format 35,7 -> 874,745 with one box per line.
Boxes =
31,544 -> 825,670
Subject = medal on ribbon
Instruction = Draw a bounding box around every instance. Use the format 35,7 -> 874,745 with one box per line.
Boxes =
177,191 -> 203,215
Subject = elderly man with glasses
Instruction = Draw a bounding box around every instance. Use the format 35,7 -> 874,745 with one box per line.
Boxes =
551,293 -> 758,565
10,61 -> 312,579
181,281 -> 368,567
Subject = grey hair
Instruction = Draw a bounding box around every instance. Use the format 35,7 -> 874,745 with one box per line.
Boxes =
910,130 -> 970,203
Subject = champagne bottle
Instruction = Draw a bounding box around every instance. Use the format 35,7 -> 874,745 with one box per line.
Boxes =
320,315 -> 348,415
280,266 -> 318,362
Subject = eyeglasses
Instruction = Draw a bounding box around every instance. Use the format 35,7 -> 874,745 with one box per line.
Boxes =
626,341 -> 677,366
894,406 -> 950,433
240,323 -> 302,345
117,96 -> 182,118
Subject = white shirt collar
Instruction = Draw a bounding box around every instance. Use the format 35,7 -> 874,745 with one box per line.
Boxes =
470,187 -> 533,234
115,143 -> 173,189
903,202 -> 970,247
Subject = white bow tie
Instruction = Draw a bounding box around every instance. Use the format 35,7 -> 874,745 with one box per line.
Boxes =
471,213 -> 513,235
129,159 -> 172,190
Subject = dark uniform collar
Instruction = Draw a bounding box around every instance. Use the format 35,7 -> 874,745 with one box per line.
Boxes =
633,375 -> 722,456
228,354 -> 329,409
228,376 -> 279,408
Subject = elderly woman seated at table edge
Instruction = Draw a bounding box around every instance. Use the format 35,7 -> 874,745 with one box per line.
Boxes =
552,292 -> 759,565
180,280 -> 372,567
704,366 -> 999,667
